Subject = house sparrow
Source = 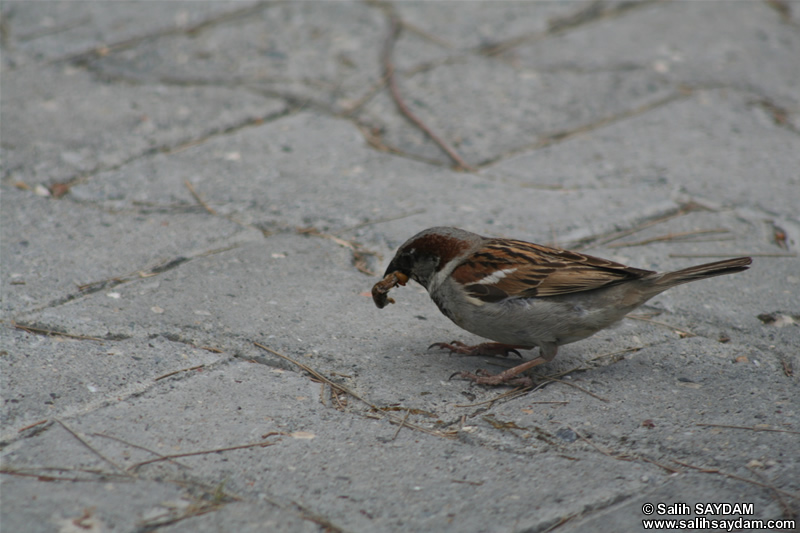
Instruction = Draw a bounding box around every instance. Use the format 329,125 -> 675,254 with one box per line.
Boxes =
373,226 -> 752,386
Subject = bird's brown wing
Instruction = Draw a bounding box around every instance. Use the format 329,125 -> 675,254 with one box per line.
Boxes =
452,239 -> 654,303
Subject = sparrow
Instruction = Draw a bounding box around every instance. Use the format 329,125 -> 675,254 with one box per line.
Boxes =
372,226 -> 752,386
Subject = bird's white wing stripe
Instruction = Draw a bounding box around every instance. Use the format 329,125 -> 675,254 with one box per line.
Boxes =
476,268 -> 517,285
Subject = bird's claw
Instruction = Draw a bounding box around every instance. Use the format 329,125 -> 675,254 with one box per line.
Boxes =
430,341 -> 522,358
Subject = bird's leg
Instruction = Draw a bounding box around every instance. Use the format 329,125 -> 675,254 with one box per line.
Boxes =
429,341 -> 525,358
455,343 -> 559,387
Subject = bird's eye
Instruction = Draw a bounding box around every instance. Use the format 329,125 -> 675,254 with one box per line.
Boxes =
398,252 -> 416,265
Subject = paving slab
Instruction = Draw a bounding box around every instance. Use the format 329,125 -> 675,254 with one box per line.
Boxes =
356,54 -> 675,166
503,1 -> 800,114
1,186 -> 261,318
2,1 -> 260,63
0,328 -> 227,433
65,110 -> 703,244
83,1 -> 387,111
490,87 -> 800,215
1,64 -> 287,186
2,1 -> 799,532
0,361 -> 700,533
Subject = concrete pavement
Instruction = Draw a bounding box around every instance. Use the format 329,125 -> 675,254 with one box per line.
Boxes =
2,1 -> 799,531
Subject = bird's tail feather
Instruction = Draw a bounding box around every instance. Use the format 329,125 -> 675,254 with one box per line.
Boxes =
656,257 -> 752,287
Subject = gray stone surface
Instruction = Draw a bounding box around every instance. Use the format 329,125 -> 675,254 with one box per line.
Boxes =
2,1 -> 799,532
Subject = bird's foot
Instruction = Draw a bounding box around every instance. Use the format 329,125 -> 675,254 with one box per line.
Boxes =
449,353 -> 553,387
429,341 -> 524,358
